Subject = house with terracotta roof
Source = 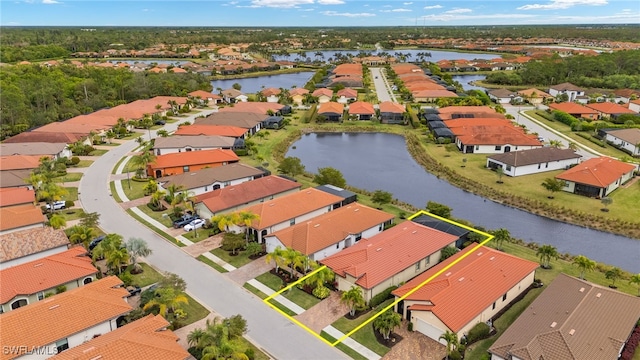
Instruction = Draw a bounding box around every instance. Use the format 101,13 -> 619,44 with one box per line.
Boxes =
555,156 -> 637,197
436,106 -> 502,120
261,87 -> 281,103
265,203 -> 394,261
585,101 -> 636,119
348,101 -> 376,120
392,245 -> 538,343
548,102 -> 598,120
312,88 -> 334,104
487,148 -> 582,177
378,101 -> 406,124
0,154 -> 47,171
289,88 -> 309,105
2,131 -> 86,145
0,247 -> 98,313
158,163 -> 264,196
0,188 -> 36,208
220,88 -> 247,103
488,273 -> 640,360
174,124 -> 249,139
0,227 -> 70,270
318,102 -> 344,122
228,188 -> 343,243
414,90 -> 459,103
322,221 -> 458,302
152,135 -> 237,155
602,128 -> 640,157
548,82 -> 585,102
613,88 -> 640,104
0,204 -> 46,235
188,90 -> 222,105
147,149 -> 239,178
195,175 -> 301,220
195,112 -> 268,135
516,88 -> 552,105
0,143 -> 71,160
446,119 -> 543,154
50,314 -> 190,360
0,276 -> 132,360
336,88 -> 358,104
218,101 -> 286,115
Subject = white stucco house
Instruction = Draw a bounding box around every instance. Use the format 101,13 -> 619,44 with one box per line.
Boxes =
548,82 -> 585,102
602,128 -> 640,157
556,156 -> 638,198
486,147 -> 582,177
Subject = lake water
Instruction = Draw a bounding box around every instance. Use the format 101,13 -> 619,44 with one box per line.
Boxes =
287,132 -> 640,273
452,74 -> 488,91
211,71 -> 315,94
272,49 -> 499,63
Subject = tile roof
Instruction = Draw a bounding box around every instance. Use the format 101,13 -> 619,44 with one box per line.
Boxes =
585,102 -> 636,115
556,156 -> 637,188
337,88 -> 358,98
0,154 -> 46,171
448,119 -> 542,146
488,147 -> 582,167
159,163 -> 264,190
517,88 -> 552,98
313,88 -> 334,98
348,101 -> 375,115
0,276 -> 132,360
269,203 -> 394,256
221,88 -> 243,98
0,227 -> 69,263
488,88 -> 518,98
393,245 -> 538,332
604,128 -> 640,145
0,143 -> 68,157
240,188 -> 343,230
261,87 -> 281,97
195,112 -> 268,128
321,221 -> 458,289
488,273 -> 640,360
150,149 -> 239,170
188,90 -> 221,100
379,102 -> 406,114
414,90 -> 459,98
289,88 -> 309,96
548,102 -> 598,115
218,102 -> 284,115
0,170 -> 33,189
32,122 -> 110,136
332,63 -> 363,76
437,106 -> 496,115
0,204 -> 46,232
1,132 -> 83,144
0,187 -> 36,207
174,124 -> 248,137
50,314 -> 190,360
0,247 -> 98,303
550,82 -> 584,91
198,175 -> 301,213
318,102 -> 344,115
152,135 -> 236,150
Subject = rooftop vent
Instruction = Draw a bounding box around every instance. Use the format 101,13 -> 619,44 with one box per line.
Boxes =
376,248 -> 382,252
89,356 -> 103,360
477,252 -> 483,256
314,224 -> 320,228
445,272 -> 452,277
596,293 -> 602,298
579,287 -> 585,292
458,277 -> 464,282
489,256 -> 495,261
412,230 -> 417,234
34,263 -> 44,267
49,304 -> 60,310
354,208 -> 359,212
83,347 -> 96,353
569,329 -> 575,336
550,322 -> 557,328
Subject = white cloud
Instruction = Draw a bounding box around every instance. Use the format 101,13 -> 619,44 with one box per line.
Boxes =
444,8 -> 472,14
403,2 -> 413,4
419,12 -> 535,22
299,7 -> 314,11
517,0 -> 607,10
381,8 -> 412,12
42,0 -> 60,4
317,0 -> 345,4
249,0 -> 313,8
423,5 -> 443,9
322,10 -> 376,17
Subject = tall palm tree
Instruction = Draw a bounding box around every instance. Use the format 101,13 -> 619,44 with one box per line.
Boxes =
235,210 -> 260,242
341,286 -> 365,316
68,225 -> 96,248
282,247 -> 304,278
439,330 -> 459,360
536,244 -> 559,269
149,189 -> 166,210
92,234 -> 129,274
373,310 -> 401,340
265,246 -> 286,272
143,287 -> 188,317
125,237 -> 152,272
304,264 -> 335,289
130,151 -> 156,178
212,212 -> 239,232
573,255 -> 596,280
549,139 -> 563,148
568,142 -> 578,151
628,273 -> 640,296
491,228 -> 511,251
605,267 -> 623,288
48,214 -> 66,229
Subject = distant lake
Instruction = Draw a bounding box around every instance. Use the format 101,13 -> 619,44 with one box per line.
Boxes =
452,74 -> 488,91
272,49 -> 499,63
211,72 -> 315,94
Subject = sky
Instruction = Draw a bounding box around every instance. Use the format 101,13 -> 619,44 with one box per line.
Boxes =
1,0 -> 639,27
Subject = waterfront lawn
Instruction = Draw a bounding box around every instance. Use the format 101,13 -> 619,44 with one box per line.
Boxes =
331,299 -> 394,357
210,248 -> 254,268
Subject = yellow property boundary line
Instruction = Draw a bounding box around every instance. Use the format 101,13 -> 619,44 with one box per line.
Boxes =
263,210 -> 494,347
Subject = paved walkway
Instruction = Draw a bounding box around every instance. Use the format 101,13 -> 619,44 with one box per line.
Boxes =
246,279 -> 305,314
225,256 -> 273,285
294,291 -> 349,333
381,320 -> 446,360
323,326 -> 381,360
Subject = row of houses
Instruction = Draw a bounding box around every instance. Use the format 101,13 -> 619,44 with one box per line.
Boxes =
392,63 -> 459,102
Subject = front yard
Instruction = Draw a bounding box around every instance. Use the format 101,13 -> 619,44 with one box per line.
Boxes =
210,247 -> 255,268
254,271 -> 322,310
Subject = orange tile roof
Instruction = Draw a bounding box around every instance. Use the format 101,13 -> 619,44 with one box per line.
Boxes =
189,90 -> 221,100
240,188 -> 343,230
0,276 -> 132,360
0,154 -> 47,171
413,90 -> 458,98
337,88 -> 358,98
2,132 -> 83,144
0,227 -> 70,263
261,87 -> 281,97
379,101 -> 406,114
149,149 -> 239,170
407,83 -> 446,91
218,102 -> 284,115
174,124 -> 248,137
33,122 -> 110,135
0,187 -> 35,207
455,126 -> 542,146
269,204 -> 394,256
321,221 -> 458,289
0,204 -> 46,232
437,106 -> 496,115
393,245 -> 538,332
332,63 -> 362,76
51,314 -> 190,360
584,102 -> 635,115
289,88 -> 309,96
517,88 -> 552,98
312,88 -> 334,98
548,102 -> 598,115
556,156 -> 637,188
318,102 -> 344,114
0,247 -> 98,303
348,101 -> 375,115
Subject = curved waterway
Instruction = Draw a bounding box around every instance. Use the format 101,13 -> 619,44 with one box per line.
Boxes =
287,132 -> 640,273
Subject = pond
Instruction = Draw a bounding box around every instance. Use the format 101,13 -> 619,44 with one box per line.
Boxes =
452,74 -> 488,91
211,72 -> 315,94
272,49 -> 499,63
287,132 -> 640,273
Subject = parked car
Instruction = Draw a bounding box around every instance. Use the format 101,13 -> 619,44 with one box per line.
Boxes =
45,200 -> 66,211
126,285 -> 142,297
173,214 -> 199,229
184,218 -> 205,232
88,235 -> 106,251
155,120 -> 166,125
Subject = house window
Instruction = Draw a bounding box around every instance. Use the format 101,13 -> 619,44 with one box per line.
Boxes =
186,148 -> 192,152
37,292 -> 45,300
475,145 -> 480,150
205,186 -> 208,191
545,163 -> 549,168
183,166 -> 190,172
379,225 -> 383,231
538,164 -> 541,169
415,261 -> 421,272
355,233 -> 362,242
290,219 -> 295,226
336,243 -> 340,249
11,299 -> 27,310
56,339 -> 69,353
492,302 -> 496,310
425,255 -> 430,265
83,277 -> 93,285
505,165 -> 511,171
503,293 -> 507,301
495,146 -> 501,151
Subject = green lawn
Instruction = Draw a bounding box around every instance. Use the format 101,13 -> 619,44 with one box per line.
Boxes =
89,149 -> 108,156
210,248 -> 255,268
57,208 -> 86,222
183,229 -> 213,242
130,263 -> 165,287
331,299 -> 394,357
136,204 -> 173,228
244,283 -> 268,298
254,271 -> 321,310
76,160 -> 94,168
236,338 -> 270,360
320,331 -> 368,360
244,278 -> 296,316
122,178 -> 148,200
63,187 -> 78,201
182,293 -> 210,326
121,132 -> 143,140
197,255 -> 229,273
109,181 -> 122,203
112,157 -> 126,174
53,172 -> 83,183
125,209 -> 186,247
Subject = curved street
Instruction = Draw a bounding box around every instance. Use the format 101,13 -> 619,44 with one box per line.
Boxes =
79,113 -> 346,360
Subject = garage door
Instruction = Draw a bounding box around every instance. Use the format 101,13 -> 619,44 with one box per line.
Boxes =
415,318 -> 445,344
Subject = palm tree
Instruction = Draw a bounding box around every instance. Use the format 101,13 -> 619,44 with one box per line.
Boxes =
341,286 -> 365,317
143,286 -> 188,317
211,212 -> 239,232
235,210 -> 260,243
304,264 -> 335,289
495,166 -> 505,184
568,142 -> 578,151
573,255 -> 596,280
149,189 -> 166,210
125,237 -> 152,272
143,179 -> 158,196
600,197 -> 613,212
541,178 -> 566,199
130,151 -> 155,178
68,225 -> 96,248
373,310 -> 401,340
282,247 -> 304,278
628,273 -> 640,296
92,234 -> 129,274
265,246 -> 286,272
439,330 -> 459,360
491,228 -> 511,251
536,244 -> 559,269
605,267 -> 623,288
165,183 -> 185,204
157,129 -> 169,137
48,214 -> 66,229
549,139 -> 563,148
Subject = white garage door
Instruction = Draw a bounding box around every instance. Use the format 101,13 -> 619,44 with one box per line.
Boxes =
415,318 -> 445,344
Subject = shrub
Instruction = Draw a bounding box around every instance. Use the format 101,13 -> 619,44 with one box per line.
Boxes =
234,149 -> 249,156
440,246 -> 459,262
70,156 -> 80,165
407,322 -> 413,331
369,285 -> 398,308
552,110 -> 579,127
64,200 -> 75,208
118,271 -> 133,286
312,285 -> 330,299
244,348 -> 256,360
449,350 -> 462,360
467,322 -> 491,344
55,285 -> 67,294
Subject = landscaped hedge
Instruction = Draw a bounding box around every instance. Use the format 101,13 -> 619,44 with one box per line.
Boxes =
575,132 -> 606,147
551,110 -> 579,127
369,285 -> 398,308
467,322 -> 491,344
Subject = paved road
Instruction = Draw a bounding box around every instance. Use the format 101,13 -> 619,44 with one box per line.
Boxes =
79,111 -> 346,360
370,67 -> 395,103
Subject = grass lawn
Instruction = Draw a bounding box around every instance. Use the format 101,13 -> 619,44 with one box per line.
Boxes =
63,187 -> 78,201
182,293 -> 210,326
53,172 -> 83,183
75,160 -> 94,168
130,263 -> 165,287
57,208 -> 86,222
331,299 -> 395,357
254,271 -> 321,310
109,181 -> 123,203
112,157 -> 126,174
166,119 -> 179,124
126,209 -> 186,247
320,331 -> 368,360
121,132 -> 143,140
237,338 -> 270,360
210,247 -> 255,268
122,179 -> 148,201
244,283 -> 268,299
183,229 -> 213,242
136,204 -> 173,228
197,255 -> 229,273
89,149 -> 108,156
